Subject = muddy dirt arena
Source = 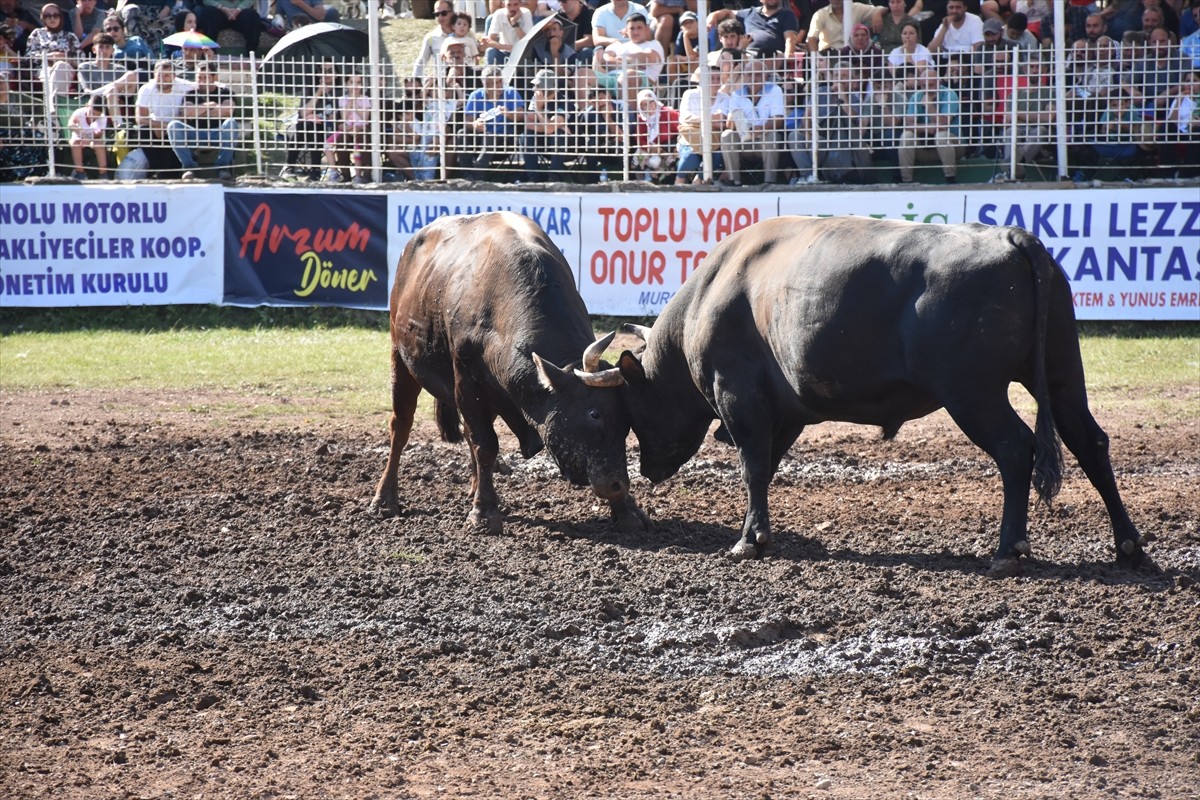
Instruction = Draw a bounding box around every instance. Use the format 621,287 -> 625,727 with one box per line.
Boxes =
2,373 -> 1198,799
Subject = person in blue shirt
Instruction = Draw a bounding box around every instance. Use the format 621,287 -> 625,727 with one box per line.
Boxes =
102,12 -> 153,62
898,64 -> 963,182
463,64 -> 525,180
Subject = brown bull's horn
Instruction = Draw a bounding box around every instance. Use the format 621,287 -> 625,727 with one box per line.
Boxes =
582,330 -> 618,373
573,367 -> 626,388
622,322 -> 652,342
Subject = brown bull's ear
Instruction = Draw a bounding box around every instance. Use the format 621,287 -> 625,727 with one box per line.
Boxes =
533,353 -> 572,394
617,350 -> 647,385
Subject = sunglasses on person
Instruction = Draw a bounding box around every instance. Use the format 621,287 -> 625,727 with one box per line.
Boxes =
436,10 -> 451,15
42,12 -> 61,19
105,25 -> 121,31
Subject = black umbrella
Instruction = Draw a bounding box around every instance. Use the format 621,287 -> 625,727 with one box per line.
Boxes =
259,22 -> 378,94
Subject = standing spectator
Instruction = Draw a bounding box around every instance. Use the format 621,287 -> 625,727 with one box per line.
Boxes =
119,58 -> 190,179
283,60 -> 338,179
196,0 -> 261,55
593,12 -> 662,103
73,0 -> 107,53
520,67 -> 570,181
710,0 -> 798,74
930,0 -> 984,55
888,20 -> 932,72
806,0 -> 876,54
413,0 -> 455,78
102,12 -> 152,62
0,0 -> 39,54
647,0 -> 689,56
480,0 -> 532,64
322,71 -> 369,183
67,91 -> 107,178
632,86 -> 678,181
898,65 -> 963,182
877,0 -> 920,54
275,0 -> 341,27
732,57 -> 785,184
558,0 -> 595,63
462,63 -> 524,179
168,59 -> 238,180
592,0 -> 650,48
25,3 -> 80,100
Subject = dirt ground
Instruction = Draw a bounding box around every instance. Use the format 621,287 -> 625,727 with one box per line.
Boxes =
2,377 -> 1198,800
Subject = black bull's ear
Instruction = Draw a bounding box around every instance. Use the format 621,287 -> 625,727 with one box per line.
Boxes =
617,350 -> 646,385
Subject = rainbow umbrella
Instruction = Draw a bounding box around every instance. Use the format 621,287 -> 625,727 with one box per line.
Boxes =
162,30 -> 219,49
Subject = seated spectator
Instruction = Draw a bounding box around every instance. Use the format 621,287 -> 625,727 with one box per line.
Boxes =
805,0 -> 875,54
481,0 -> 532,65
0,23 -> 15,107
930,0 -> 983,56
440,11 -> 482,65
1123,27 -> 1187,123
1142,0 -> 1180,38
0,0 -> 39,55
407,73 -> 465,178
665,8 -> 699,87
633,87 -> 677,181
1161,67 -> 1199,177
1008,50 -> 1054,179
102,12 -> 153,63
674,48 -> 748,185
1013,1 -> 1051,41
520,67 -> 570,181
788,62 -> 874,184
114,1 -> 176,56
1100,0 -> 1142,43
838,23 -> 885,88
888,20 -> 932,73
1003,12 -> 1038,50
275,0 -> 342,28
1081,85 -> 1153,174
168,59 -> 238,180
67,91 -> 108,178
557,0 -> 595,64
707,17 -> 743,66
1074,12 -> 1107,49
282,61 -> 338,180
731,58 -> 785,184
528,14 -> 575,65
77,32 -> 139,126
72,0 -> 107,54
592,12 -> 662,104
710,0 -> 798,75
592,0 -> 651,49
118,58 -> 191,179
877,0 -> 918,55
568,65 -> 622,179
413,0 -> 455,78
898,65 -> 964,182
25,3 -> 80,100
323,71 -> 369,183
462,63 -> 524,180
196,0 -> 262,56
1069,35 -> 1119,135
647,0 -> 687,56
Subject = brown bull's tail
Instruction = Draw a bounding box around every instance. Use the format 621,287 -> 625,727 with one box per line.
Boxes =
1019,233 -> 1064,506
436,399 -> 463,444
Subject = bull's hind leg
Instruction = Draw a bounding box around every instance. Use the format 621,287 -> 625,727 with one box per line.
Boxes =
942,393 -> 1037,575
371,356 -> 423,518
455,376 -> 504,535
1050,385 -> 1148,565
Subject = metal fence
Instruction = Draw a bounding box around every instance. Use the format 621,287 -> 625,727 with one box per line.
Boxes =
2,39 -> 1196,185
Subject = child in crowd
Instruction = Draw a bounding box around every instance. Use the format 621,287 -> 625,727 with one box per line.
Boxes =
68,93 -> 108,179
439,12 -> 481,65
324,72 -> 370,183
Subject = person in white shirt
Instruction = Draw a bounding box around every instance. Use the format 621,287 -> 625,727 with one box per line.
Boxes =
593,12 -> 663,103
592,0 -> 652,48
674,47 -> 752,185
731,59 -> 785,184
930,0 -> 984,55
413,0 -> 455,78
481,0 -> 532,65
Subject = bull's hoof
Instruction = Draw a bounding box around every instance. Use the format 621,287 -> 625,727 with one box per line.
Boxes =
369,494 -> 401,519
986,557 -> 1023,579
466,508 -> 504,535
611,497 -> 653,535
730,540 -> 759,562
755,529 -> 774,550
1116,540 -> 1158,571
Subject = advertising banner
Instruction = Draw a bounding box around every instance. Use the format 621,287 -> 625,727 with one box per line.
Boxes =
224,190 -> 389,309
387,191 -> 582,291
0,184 -> 223,307
968,189 -> 1200,321
577,194 -> 780,315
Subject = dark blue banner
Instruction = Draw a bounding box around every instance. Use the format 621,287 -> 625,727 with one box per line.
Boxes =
224,191 -> 389,309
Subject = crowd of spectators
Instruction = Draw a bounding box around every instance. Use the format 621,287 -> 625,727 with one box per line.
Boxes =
1,0 -> 1197,183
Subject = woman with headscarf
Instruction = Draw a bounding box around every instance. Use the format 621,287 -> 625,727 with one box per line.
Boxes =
25,3 -> 80,99
633,87 -> 677,182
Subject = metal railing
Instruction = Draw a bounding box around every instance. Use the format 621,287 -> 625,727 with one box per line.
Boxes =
2,41 -> 1196,185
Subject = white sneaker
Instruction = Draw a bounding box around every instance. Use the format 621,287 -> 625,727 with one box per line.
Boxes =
324,169 -> 343,183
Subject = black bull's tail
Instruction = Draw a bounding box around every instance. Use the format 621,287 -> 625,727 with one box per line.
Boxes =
436,399 -> 463,444
1017,232 -> 1065,506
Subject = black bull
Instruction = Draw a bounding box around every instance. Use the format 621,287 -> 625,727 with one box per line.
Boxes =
604,215 -> 1149,572
371,211 -> 647,535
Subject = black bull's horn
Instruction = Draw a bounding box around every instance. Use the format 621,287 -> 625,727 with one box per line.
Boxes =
575,330 -> 624,387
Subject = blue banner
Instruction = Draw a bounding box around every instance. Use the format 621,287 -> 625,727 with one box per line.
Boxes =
223,190 -> 389,309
